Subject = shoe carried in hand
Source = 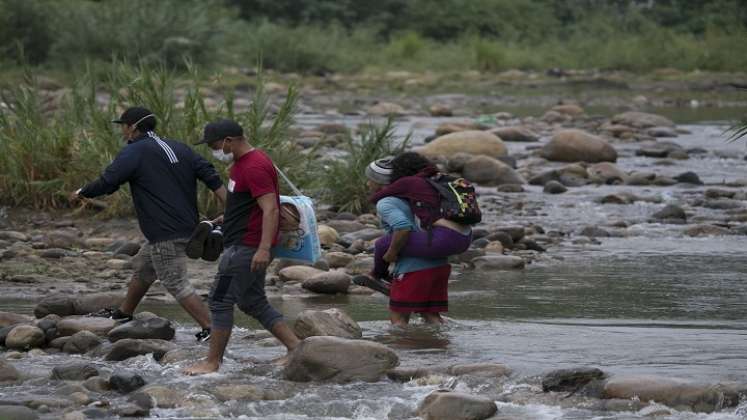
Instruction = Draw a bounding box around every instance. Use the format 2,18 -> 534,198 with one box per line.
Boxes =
352,275 -> 391,296
186,221 -> 213,259
202,226 -> 223,262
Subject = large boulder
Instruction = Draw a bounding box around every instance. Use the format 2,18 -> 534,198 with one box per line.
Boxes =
461,156 -> 525,186
284,336 -> 398,383
0,311 -> 34,327
611,111 -> 675,129
542,367 -> 606,392
417,390 -> 497,420
278,266 -> 326,283
317,225 -> 340,247
34,295 -> 76,318
0,360 -> 21,383
541,130 -> 617,163
5,325 -> 45,350
324,252 -> 355,268
302,271 -> 351,294
57,316 -> 117,337
293,308 -> 362,339
472,256 -> 525,270
107,317 -> 175,342
73,292 -> 124,315
418,131 -> 507,159
105,339 -> 176,362
601,375 -> 740,412
488,126 -> 539,142
51,363 -> 99,381
62,330 -> 103,354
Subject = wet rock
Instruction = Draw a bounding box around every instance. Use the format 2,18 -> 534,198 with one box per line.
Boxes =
41,248 -> 69,259
341,228 -> 384,243
0,311 -> 34,327
489,126 -> 539,143
705,199 -> 744,210
141,386 -> 180,408
495,226 -> 525,242
51,363 -> 99,381
63,331 -> 102,354
484,241 -> 504,254
541,130 -> 617,163
83,376 -> 111,392
685,224 -> 732,237
324,220 -> 367,234
116,403 -> 149,417
542,367 -> 606,392
324,252 -> 354,268
435,121 -> 486,136
107,241 -> 141,256
587,162 -> 627,184
486,231 -> 513,248
543,181 -> 567,194
284,336 -> 398,383
278,266 -> 326,283
45,230 -> 84,249
626,171 -> 656,186
417,390 -> 497,420
70,391 -> 91,406
519,238 -> 546,252
471,256 -> 525,270
107,317 -> 175,342
0,231 -> 29,242
367,101 -> 406,116
651,204 -> 687,222
110,371 -> 146,394
49,337 -> 69,349
128,392 -> 154,410
674,171 -> 703,185
418,131 -> 508,159
213,384 -> 265,402
611,111 -> 675,129
6,325 -> 45,350
34,295 -> 76,318
294,308 -> 362,339
542,110 -> 568,123
57,317 -> 116,337
599,192 -> 638,205
646,126 -> 678,137
73,292 -> 124,315
601,375 -> 739,413
0,406 -> 38,420
705,189 -> 736,199
105,339 -> 176,361
428,104 -> 453,117
451,249 -> 486,264
36,315 -> 59,332
579,226 -> 611,238
0,360 -> 20,383
449,363 -> 512,378
551,104 -> 585,116
344,256 -> 374,275
497,184 -> 524,193
462,156 -> 525,186
302,271 -> 351,294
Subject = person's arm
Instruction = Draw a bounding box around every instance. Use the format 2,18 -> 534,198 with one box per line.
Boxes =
376,198 -> 415,263
251,193 -> 279,272
74,147 -> 139,199
369,178 -> 409,204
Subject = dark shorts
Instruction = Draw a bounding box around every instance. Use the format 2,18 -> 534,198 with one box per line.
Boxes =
208,245 -> 283,331
389,265 -> 450,314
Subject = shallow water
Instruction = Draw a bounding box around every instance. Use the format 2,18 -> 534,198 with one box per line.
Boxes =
3,113 -> 747,418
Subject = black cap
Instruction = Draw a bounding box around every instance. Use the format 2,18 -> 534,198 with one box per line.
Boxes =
112,106 -> 155,125
195,119 -> 244,145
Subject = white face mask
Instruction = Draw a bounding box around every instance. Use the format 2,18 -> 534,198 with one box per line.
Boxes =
211,139 -> 233,162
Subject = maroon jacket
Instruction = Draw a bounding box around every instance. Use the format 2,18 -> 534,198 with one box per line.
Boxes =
369,166 -> 441,227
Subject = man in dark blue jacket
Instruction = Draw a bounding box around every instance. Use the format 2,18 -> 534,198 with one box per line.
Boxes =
71,106 -> 226,341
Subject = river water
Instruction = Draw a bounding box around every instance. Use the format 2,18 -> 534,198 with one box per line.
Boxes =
1,111 -> 747,418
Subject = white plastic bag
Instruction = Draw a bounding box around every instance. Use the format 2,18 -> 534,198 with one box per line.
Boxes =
271,166 -> 322,263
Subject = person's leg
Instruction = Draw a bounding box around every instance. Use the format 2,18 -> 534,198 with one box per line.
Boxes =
389,311 -> 410,326
236,247 -> 299,352
119,243 -> 156,315
421,312 -> 444,324
152,240 -> 211,329
184,248 -> 238,375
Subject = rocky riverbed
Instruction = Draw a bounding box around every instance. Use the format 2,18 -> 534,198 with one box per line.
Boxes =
0,80 -> 746,419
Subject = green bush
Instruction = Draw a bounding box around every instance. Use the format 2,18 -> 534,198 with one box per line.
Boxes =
0,0 -> 53,64
313,119 -> 410,214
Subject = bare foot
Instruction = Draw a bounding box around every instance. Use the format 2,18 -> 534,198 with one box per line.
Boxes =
183,359 -> 220,375
271,354 -> 291,366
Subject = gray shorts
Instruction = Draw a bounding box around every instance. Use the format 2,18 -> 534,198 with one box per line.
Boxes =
132,239 -> 196,301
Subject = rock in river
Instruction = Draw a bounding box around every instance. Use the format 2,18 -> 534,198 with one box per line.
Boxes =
294,308 -> 362,339
418,390 -> 498,420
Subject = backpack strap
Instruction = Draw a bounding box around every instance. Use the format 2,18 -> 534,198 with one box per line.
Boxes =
274,164 -> 304,197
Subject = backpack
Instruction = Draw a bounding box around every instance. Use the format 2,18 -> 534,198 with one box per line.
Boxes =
426,173 -> 482,225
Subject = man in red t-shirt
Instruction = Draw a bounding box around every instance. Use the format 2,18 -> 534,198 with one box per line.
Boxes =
185,119 -> 300,375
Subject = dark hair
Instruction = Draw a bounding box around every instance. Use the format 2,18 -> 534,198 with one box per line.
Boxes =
390,152 -> 432,183
134,115 -> 156,133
